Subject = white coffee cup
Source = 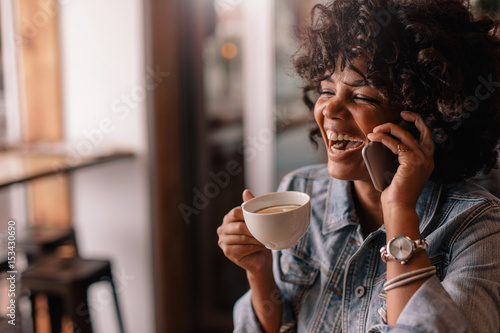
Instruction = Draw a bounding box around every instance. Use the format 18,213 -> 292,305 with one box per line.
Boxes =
241,191 -> 311,250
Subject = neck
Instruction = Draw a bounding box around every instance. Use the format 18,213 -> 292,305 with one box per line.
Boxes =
353,179 -> 384,235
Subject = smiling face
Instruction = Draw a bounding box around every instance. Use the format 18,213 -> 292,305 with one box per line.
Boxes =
314,58 -> 402,181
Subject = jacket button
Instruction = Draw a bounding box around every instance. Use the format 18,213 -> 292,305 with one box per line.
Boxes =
355,286 -> 366,297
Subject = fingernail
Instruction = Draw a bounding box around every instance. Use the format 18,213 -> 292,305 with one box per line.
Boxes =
367,133 -> 374,140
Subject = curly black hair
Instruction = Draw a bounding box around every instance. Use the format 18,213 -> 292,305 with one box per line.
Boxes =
293,0 -> 500,181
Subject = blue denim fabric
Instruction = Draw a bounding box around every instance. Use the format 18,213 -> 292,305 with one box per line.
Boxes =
233,164 -> 500,333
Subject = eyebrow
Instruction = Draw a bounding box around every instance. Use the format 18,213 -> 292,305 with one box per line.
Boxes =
324,77 -> 367,87
341,79 -> 367,87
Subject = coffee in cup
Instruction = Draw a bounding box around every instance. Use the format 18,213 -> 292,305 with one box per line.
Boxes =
241,191 -> 311,250
254,204 -> 301,214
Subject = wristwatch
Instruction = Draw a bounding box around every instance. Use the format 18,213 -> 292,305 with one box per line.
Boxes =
380,235 -> 428,264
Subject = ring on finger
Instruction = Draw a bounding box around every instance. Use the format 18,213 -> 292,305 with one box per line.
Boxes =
397,143 -> 410,154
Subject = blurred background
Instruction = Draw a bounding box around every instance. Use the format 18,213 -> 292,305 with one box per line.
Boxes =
0,0 -> 497,332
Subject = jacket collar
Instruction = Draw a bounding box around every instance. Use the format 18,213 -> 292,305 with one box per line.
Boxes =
322,178 -> 359,234
322,177 -> 443,236
416,178 -> 442,237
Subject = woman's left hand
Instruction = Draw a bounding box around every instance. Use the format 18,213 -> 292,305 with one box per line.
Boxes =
367,111 -> 435,211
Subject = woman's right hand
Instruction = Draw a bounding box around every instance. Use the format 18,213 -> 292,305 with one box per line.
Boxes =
219,190 -> 283,332
217,189 -> 273,275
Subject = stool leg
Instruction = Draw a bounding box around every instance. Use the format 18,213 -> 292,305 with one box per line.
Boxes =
47,295 -> 63,333
29,294 -> 37,333
109,278 -> 125,333
67,289 -> 93,333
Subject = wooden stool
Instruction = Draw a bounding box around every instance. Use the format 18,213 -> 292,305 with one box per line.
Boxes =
20,226 -> 77,260
18,226 -> 78,331
21,255 -> 125,333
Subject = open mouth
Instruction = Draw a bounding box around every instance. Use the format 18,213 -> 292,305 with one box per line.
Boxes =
326,130 -> 364,153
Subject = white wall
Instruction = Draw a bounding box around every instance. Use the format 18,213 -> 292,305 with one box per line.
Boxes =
1,0 -> 26,235
242,0 -> 276,196
59,1 -> 153,332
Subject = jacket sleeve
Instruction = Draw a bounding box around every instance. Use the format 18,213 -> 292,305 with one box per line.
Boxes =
369,205 -> 500,333
233,175 -> 305,332
233,280 -> 297,333
233,248 -> 299,332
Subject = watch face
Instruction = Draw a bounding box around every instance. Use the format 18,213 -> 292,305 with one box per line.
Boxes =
389,236 -> 413,261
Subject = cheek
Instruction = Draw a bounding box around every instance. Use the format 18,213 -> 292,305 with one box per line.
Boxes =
362,107 -> 402,131
314,107 -> 328,143
314,103 -> 324,126
359,122 -> 378,136
354,111 -> 394,136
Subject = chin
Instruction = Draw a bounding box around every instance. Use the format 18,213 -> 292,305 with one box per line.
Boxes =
327,161 -> 355,180
326,159 -> 369,181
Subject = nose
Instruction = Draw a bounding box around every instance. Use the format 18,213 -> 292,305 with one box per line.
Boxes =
322,95 -> 348,119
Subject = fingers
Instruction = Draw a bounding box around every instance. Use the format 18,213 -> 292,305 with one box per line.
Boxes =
242,189 -> 255,202
218,231 -> 265,255
218,190 -> 272,272
368,111 -> 434,157
217,210 -> 267,264
397,143 -> 410,154
223,206 -> 244,224
225,244 -> 267,256
218,218 -> 254,238
367,131 -> 404,155
220,244 -> 269,270
218,206 -> 261,249
400,111 -> 434,156
221,234 -> 264,246
220,190 -> 254,224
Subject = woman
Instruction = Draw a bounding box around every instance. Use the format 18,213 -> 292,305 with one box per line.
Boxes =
217,0 -> 500,332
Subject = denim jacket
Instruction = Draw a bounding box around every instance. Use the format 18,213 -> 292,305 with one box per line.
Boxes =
233,164 -> 500,333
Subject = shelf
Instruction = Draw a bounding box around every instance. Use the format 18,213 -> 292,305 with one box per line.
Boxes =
0,146 -> 134,188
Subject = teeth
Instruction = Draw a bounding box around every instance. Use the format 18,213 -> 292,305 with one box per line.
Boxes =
331,146 -> 360,153
332,142 -> 344,149
327,131 -> 338,141
326,130 -> 363,142
326,130 -> 364,153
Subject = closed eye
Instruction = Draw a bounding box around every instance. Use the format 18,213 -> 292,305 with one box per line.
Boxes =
319,90 -> 335,96
354,96 -> 381,104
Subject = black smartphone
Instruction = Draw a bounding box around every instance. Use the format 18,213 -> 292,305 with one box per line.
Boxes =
362,121 -> 419,192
